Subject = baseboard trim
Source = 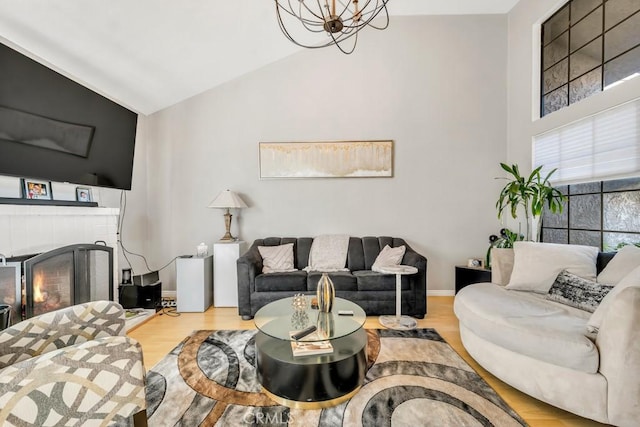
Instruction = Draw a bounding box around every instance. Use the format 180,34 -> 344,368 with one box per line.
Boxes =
162,290 -> 176,299
427,290 -> 455,297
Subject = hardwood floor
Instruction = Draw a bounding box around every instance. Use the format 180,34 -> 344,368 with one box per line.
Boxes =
128,296 -> 607,427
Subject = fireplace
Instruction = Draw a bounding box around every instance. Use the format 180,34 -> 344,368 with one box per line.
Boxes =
1,243 -> 113,322
0,256 -> 22,325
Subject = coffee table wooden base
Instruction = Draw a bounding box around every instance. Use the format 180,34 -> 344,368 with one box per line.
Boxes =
255,329 -> 367,408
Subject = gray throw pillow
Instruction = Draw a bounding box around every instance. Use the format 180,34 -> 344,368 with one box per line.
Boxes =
546,270 -> 614,313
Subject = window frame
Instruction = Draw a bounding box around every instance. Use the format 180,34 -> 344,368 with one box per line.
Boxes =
540,0 -> 640,117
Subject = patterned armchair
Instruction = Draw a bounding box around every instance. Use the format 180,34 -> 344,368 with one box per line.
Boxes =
0,301 -> 147,426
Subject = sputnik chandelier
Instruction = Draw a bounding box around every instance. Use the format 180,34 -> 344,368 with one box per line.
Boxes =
275,0 -> 391,54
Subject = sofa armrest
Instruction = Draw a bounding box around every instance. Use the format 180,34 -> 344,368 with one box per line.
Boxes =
401,250 -> 428,317
401,250 -> 426,270
236,246 -> 263,317
0,335 -> 146,425
596,286 -> 640,426
0,300 -> 125,369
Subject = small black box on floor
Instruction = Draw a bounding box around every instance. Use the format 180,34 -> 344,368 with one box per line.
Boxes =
119,281 -> 162,311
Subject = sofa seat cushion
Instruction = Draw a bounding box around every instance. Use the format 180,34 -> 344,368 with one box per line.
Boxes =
454,283 -> 599,373
307,271 -> 357,291
353,270 -> 409,291
255,271 -> 307,292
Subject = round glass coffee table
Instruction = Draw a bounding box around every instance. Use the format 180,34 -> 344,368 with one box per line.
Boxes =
254,297 -> 367,409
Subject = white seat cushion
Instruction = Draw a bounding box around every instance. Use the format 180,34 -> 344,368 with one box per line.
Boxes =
454,283 -> 599,373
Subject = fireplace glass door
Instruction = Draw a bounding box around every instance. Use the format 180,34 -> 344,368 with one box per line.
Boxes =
0,261 -> 22,326
24,244 -> 113,318
28,252 -> 73,317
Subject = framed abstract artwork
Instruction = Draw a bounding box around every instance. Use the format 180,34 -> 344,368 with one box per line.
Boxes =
259,140 -> 393,179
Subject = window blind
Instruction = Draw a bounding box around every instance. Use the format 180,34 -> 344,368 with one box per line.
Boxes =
534,98 -> 640,184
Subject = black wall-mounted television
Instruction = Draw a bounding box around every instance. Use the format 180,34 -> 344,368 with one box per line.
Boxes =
0,42 -> 138,190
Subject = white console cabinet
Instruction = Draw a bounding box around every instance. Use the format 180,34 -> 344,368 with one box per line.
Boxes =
176,255 -> 213,312
213,241 -> 247,307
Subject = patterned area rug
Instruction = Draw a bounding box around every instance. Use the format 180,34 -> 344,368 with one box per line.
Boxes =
146,329 -> 526,426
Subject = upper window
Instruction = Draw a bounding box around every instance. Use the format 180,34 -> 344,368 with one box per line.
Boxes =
541,0 -> 640,117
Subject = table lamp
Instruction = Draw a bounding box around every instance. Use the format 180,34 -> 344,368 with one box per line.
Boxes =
208,190 -> 248,242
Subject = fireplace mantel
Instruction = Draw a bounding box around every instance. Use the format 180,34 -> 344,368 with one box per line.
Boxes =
0,204 -> 119,254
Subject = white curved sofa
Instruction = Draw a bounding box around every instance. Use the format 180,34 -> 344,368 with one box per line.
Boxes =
454,242 -> 640,426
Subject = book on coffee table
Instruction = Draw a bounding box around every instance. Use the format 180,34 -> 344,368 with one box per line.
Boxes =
289,331 -> 333,357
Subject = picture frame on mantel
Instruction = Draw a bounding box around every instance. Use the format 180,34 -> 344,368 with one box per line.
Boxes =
76,187 -> 92,202
21,178 -> 53,200
259,140 -> 394,179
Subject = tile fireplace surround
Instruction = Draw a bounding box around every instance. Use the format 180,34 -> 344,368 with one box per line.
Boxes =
0,205 -> 120,301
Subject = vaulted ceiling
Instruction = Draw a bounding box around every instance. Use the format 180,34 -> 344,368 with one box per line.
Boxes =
0,1 -> 519,115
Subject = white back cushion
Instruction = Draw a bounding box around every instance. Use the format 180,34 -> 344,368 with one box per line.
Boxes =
506,242 -> 598,293
589,264 -> 640,332
372,245 -> 406,272
597,244 -> 640,285
258,243 -> 297,274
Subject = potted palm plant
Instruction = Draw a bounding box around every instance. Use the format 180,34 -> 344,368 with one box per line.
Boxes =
496,163 -> 566,242
490,163 -> 566,284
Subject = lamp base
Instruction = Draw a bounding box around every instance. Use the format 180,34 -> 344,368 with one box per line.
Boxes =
219,234 -> 235,242
219,210 -> 236,242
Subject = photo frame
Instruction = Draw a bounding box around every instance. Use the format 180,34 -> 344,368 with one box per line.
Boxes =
259,140 -> 394,179
21,179 -> 52,200
467,258 -> 484,268
76,187 -> 92,202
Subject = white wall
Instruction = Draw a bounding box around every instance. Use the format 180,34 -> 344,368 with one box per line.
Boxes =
133,15 -> 509,293
507,0 -> 640,171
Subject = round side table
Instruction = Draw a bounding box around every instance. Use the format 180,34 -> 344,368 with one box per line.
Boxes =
377,265 -> 418,330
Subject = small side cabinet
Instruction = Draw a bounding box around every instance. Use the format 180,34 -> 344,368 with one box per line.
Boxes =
176,255 -> 213,312
455,266 -> 492,294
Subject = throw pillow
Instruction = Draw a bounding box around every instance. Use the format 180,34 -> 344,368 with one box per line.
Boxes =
597,244 -> 640,285
372,245 -> 406,272
506,241 -> 599,293
546,270 -> 613,313
258,243 -> 297,274
588,264 -> 640,332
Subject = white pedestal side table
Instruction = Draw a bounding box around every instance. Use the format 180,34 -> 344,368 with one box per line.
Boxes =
176,255 -> 213,312
378,265 -> 418,330
213,241 -> 247,307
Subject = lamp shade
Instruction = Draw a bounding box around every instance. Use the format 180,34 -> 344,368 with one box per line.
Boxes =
207,190 -> 247,209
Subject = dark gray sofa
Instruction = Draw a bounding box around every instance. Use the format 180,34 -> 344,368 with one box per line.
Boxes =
236,236 -> 427,320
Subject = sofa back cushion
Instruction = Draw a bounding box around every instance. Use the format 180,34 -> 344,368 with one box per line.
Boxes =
597,245 -> 640,285
255,236 -> 410,271
506,242 -> 599,293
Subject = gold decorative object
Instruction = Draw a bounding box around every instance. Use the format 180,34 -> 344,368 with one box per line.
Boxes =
316,312 -> 335,340
316,273 -> 335,313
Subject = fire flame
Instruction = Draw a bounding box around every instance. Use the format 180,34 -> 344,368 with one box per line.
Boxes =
33,272 -> 45,303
